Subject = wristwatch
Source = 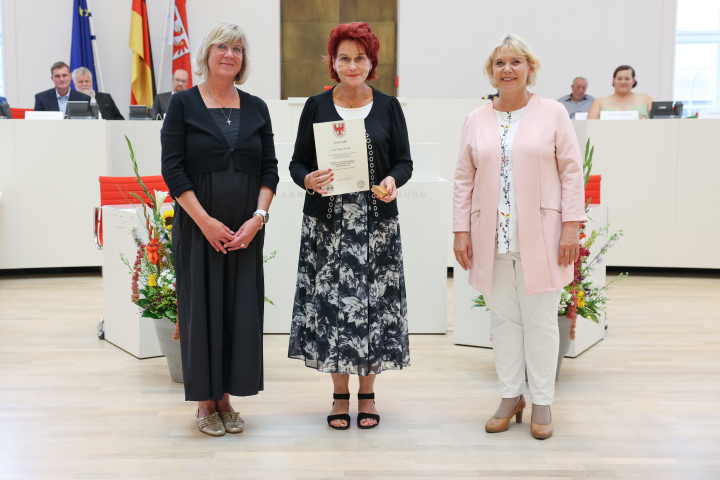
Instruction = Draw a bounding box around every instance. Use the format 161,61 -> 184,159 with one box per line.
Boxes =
253,209 -> 269,228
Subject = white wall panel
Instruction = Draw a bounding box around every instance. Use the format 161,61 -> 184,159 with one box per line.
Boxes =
397,0 -> 676,102
0,122 -> 20,269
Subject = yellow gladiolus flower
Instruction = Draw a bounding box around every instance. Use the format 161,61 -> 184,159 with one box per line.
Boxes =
148,274 -> 157,287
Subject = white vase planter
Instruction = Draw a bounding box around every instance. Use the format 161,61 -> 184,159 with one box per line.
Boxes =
152,318 -> 183,383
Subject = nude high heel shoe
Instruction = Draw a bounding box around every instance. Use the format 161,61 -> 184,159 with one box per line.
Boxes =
530,407 -> 553,439
485,395 -> 525,433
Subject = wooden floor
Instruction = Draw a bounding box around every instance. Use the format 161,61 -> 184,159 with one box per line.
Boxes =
1,272 -> 719,480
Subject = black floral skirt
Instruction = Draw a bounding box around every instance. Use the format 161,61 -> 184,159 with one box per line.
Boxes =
288,191 -> 410,375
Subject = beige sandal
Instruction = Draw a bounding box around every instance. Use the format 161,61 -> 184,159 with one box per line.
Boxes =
196,410 -> 225,437
219,411 -> 245,434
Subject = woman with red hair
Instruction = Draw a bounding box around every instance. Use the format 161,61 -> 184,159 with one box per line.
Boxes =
288,22 -> 413,430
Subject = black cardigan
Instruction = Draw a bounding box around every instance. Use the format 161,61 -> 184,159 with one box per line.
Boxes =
289,87 -> 413,222
161,86 -> 279,199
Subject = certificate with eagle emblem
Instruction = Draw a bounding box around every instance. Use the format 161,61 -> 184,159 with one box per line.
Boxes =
312,118 -> 369,196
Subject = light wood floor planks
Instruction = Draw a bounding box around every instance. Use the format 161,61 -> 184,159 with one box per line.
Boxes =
0,272 -> 719,480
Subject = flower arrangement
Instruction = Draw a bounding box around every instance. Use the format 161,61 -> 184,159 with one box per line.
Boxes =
120,137 -> 275,341
119,138 -> 177,328
556,225 -> 627,339
472,139 -> 627,340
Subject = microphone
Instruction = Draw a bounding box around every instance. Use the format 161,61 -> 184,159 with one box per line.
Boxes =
148,106 -> 162,120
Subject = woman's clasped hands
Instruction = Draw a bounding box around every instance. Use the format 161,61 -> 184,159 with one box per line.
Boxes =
198,214 -> 262,254
224,216 -> 263,252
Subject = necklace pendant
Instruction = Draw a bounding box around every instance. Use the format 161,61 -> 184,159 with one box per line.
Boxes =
226,119 -> 232,125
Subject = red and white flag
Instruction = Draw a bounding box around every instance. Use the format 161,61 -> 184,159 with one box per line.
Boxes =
167,0 -> 192,87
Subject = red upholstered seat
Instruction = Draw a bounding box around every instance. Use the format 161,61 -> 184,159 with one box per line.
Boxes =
585,175 -> 601,205
94,175 -> 172,249
9,108 -> 34,119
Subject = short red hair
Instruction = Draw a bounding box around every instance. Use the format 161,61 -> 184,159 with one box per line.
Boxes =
324,22 -> 380,83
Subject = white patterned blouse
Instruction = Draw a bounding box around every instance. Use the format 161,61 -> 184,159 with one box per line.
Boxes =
494,106 -> 526,254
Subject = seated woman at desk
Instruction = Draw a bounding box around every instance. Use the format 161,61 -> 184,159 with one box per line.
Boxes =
587,65 -> 653,119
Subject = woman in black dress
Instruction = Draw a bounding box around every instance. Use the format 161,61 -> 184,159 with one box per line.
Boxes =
161,21 -> 278,437
288,22 -> 412,430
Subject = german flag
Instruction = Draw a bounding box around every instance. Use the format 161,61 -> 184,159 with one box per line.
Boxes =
129,0 -> 156,106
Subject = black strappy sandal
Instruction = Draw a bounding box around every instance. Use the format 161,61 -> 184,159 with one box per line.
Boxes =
357,393 -> 380,429
327,393 -> 351,430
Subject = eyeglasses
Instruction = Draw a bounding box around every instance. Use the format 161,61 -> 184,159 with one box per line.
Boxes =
213,44 -> 244,57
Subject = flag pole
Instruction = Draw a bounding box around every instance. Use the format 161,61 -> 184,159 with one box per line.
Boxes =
86,0 -> 105,92
158,0 -> 173,92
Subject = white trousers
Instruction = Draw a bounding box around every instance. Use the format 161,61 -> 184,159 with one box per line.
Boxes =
484,252 -> 561,405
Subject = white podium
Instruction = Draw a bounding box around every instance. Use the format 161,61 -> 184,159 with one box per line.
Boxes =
453,205 -> 608,357
101,205 -> 162,358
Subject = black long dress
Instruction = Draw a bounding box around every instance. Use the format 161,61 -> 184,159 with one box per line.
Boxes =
174,108 -> 265,401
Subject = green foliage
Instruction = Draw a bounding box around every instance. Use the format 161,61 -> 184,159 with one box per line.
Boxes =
263,250 -> 277,305
583,139 -> 594,188
125,135 -> 156,212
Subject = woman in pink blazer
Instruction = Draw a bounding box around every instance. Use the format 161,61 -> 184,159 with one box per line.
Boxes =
453,34 -> 587,439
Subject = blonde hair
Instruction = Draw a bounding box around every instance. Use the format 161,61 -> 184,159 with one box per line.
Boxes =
484,34 -> 541,88
193,21 -> 252,84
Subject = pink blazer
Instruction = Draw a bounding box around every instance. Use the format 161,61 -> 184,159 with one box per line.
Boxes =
453,95 -> 588,297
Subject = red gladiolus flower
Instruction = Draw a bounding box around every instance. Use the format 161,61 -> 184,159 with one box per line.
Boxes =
146,242 -> 160,265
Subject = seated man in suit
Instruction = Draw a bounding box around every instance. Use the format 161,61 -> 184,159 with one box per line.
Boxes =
72,67 -> 124,120
35,61 -> 90,112
152,68 -> 189,118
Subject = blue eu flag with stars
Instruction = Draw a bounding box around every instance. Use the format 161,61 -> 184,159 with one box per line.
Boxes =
70,0 -> 97,91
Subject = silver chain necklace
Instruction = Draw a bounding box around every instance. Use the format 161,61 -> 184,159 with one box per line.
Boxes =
495,92 -> 530,124
205,83 -> 237,125
499,110 -> 523,123
339,84 -> 367,108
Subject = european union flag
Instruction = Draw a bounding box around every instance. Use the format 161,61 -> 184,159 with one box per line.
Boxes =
70,0 -> 97,91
